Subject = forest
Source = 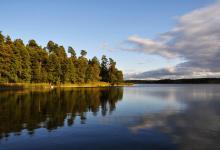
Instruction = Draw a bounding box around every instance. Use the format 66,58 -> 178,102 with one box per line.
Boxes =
0,32 -> 123,84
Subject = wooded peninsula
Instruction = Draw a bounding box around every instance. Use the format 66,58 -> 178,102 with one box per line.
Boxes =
0,32 -> 124,87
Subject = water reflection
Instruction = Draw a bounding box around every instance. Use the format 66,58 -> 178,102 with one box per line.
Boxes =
128,85 -> 220,150
1,85 -> 220,150
0,87 -> 123,140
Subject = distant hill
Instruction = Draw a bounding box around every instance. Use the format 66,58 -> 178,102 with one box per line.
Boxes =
126,78 -> 220,84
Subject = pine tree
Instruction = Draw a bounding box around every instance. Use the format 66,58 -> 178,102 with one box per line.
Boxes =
108,58 -> 123,83
13,39 -> 31,82
68,46 -> 76,58
57,46 -> 68,83
27,40 -> 48,83
46,41 -> 68,84
5,36 -> 17,82
0,33 -> 14,82
76,50 -> 88,83
47,53 -> 61,84
100,55 -> 109,82
116,70 -> 123,82
66,47 -> 77,83
86,57 -> 101,82
108,58 -> 117,83
66,58 -> 76,83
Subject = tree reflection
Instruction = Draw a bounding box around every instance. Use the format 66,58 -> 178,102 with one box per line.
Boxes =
0,87 -> 123,140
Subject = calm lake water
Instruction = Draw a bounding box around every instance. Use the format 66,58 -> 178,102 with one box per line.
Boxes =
0,84 -> 220,150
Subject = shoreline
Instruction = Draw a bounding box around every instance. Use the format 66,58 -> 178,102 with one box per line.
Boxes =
126,78 -> 220,84
0,82 -> 134,90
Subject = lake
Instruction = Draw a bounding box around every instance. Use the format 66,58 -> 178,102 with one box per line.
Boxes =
0,84 -> 220,150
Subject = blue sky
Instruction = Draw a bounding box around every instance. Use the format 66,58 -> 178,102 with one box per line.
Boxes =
0,0 -> 218,78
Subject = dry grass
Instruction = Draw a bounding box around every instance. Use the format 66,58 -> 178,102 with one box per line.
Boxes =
0,82 -> 133,90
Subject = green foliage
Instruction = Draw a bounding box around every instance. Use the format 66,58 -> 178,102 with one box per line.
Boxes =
13,39 -> 31,82
0,32 -> 4,46
80,50 -> 87,57
86,57 -> 101,82
66,58 -> 77,83
27,40 -> 48,83
0,35 -> 14,82
100,55 -> 109,82
0,32 -> 124,84
68,46 -> 76,58
47,53 -> 61,84
76,56 -> 88,83
108,58 -> 117,83
47,41 -> 58,53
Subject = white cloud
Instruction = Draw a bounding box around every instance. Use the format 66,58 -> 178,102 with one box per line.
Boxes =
125,35 -> 177,59
123,2 -> 220,79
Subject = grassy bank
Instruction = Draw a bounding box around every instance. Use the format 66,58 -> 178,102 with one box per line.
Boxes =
0,82 -> 133,90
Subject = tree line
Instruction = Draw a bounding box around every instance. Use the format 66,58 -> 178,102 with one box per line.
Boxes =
126,78 -> 220,84
0,32 -> 123,84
